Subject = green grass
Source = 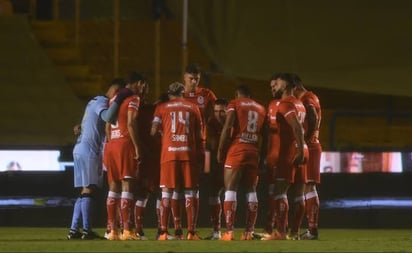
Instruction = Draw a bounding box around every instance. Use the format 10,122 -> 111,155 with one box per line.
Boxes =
1,227 -> 412,252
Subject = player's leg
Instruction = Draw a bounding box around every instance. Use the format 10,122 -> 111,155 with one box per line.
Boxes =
119,178 -> 139,240
204,161 -> 224,240
157,161 -> 177,240
302,182 -> 319,239
206,185 -> 223,239
80,153 -> 104,239
134,192 -> 149,240
241,166 -> 259,240
79,186 -> 101,239
301,144 -> 321,239
288,182 -> 305,240
183,161 -> 201,240
67,193 -> 82,239
106,180 -> 121,240
220,166 -> 242,240
267,179 -> 290,240
171,188 -> 183,238
68,152 -> 83,239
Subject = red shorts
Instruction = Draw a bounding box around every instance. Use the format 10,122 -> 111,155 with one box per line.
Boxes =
224,149 -> 259,188
306,143 -> 322,184
275,144 -> 309,184
160,160 -> 199,189
265,156 -> 278,184
104,138 -> 139,184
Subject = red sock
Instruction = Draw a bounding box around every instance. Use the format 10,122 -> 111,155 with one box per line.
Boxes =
160,196 -> 171,233
265,194 -> 276,233
120,196 -> 134,231
185,196 -> 196,232
194,196 -> 200,228
156,199 -> 161,233
171,198 -> 182,232
209,202 -> 222,232
106,193 -> 120,231
305,193 -> 320,233
134,205 -> 145,233
275,196 -> 289,234
223,201 -> 237,231
291,197 -> 305,233
245,201 -> 258,232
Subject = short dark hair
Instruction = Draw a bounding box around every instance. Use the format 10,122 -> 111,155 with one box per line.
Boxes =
270,72 -> 281,81
109,77 -> 126,87
236,84 -> 252,97
185,64 -> 201,74
278,73 -> 303,88
215,98 -> 228,107
289,73 -> 303,87
126,71 -> 145,84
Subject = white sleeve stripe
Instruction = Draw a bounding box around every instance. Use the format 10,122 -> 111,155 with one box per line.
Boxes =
153,116 -> 162,124
284,110 -> 295,117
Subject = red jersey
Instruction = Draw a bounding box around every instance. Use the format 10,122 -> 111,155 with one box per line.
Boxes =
300,91 -> 321,144
109,95 -> 140,140
266,99 -> 281,168
153,98 -> 205,163
184,87 -> 217,120
227,97 -> 266,153
277,96 -> 306,148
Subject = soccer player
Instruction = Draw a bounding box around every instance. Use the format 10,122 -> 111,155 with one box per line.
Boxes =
204,98 -> 228,240
263,73 -> 308,240
254,73 -> 282,239
132,83 -> 162,240
170,64 -> 217,238
217,85 -> 266,240
67,78 -> 131,240
151,82 -> 205,240
103,72 -> 146,240
292,75 -> 322,240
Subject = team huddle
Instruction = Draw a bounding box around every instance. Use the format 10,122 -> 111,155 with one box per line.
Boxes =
67,64 -> 322,241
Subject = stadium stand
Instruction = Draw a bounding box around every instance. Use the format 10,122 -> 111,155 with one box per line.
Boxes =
0,15 -> 83,147
31,20 -> 103,99
0,0 -> 12,16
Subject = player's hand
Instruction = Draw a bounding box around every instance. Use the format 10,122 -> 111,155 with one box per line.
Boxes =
73,124 -> 81,136
134,151 -> 141,164
114,88 -> 133,104
217,151 -> 222,164
293,153 -> 306,167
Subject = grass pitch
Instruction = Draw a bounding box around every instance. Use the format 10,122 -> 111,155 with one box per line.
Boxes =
0,227 -> 412,252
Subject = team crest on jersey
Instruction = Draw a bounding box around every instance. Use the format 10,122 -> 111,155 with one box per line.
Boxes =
197,96 -> 204,105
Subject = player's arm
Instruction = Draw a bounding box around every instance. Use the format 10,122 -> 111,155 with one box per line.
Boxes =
195,112 -> 206,171
217,109 -> 235,163
100,88 -> 133,124
259,117 -> 269,170
198,116 -> 206,155
206,124 -> 218,154
127,109 -> 140,160
304,104 -> 318,143
205,90 -> 217,123
286,113 -> 305,165
105,122 -> 111,142
150,115 -> 161,136
73,124 -> 81,136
